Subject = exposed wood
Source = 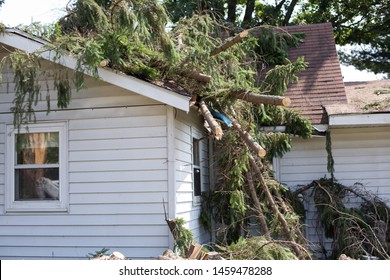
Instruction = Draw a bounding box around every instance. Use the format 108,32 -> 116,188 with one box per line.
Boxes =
180,70 -> 212,83
230,116 -> 266,158
232,91 -> 291,106
199,100 -> 223,140
186,243 -> 203,259
99,59 -> 108,67
210,30 -> 249,56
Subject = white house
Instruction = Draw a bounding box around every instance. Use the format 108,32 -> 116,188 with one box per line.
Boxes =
0,29 -> 211,259
272,23 -> 390,258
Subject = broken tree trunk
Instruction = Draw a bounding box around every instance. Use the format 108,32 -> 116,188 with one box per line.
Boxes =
232,91 -> 291,106
211,30 -> 249,56
180,70 -> 212,83
248,154 -> 305,258
230,116 -> 266,158
199,100 -> 223,140
245,171 -> 271,240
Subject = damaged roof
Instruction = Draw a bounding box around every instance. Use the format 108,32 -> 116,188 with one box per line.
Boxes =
283,22 -> 347,124
325,80 -> 390,116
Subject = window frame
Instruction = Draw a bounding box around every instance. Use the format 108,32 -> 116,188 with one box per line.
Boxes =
5,122 -> 68,212
192,136 -> 202,205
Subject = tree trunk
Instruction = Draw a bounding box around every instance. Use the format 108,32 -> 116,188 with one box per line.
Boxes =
283,0 -> 299,26
227,0 -> 238,23
242,0 -> 256,28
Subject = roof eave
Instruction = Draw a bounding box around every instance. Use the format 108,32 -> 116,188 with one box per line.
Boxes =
328,112 -> 390,127
0,29 -> 190,112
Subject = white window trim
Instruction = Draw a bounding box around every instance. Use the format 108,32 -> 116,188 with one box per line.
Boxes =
5,122 -> 68,213
192,129 -> 202,205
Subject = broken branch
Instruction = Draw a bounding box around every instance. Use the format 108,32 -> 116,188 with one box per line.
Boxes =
199,100 -> 223,140
230,116 -> 266,158
180,70 -> 212,83
245,171 -> 271,240
232,91 -> 291,106
211,30 -> 249,56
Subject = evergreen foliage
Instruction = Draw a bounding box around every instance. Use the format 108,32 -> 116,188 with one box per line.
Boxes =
302,178 -> 390,259
0,0 -> 315,259
217,236 -> 298,260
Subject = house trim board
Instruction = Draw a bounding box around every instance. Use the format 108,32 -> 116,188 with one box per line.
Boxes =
329,113 -> 390,127
166,105 -> 176,249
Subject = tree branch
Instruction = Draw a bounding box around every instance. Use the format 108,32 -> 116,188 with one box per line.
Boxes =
180,70 -> 212,83
230,116 -> 266,158
210,30 -> 249,56
198,100 -> 223,140
232,91 -> 291,106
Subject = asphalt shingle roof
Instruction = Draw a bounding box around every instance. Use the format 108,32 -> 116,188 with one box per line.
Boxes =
283,22 -> 347,124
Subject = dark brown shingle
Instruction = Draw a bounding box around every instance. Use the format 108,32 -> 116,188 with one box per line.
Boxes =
283,23 -> 347,124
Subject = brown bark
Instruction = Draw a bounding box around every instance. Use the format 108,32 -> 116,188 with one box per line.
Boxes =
210,30 -> 249,56
232,91 -> 291,106
199,100 -> 223,140
230,116 -> 266,158
242,0 -> 256,28
180,70 -> 212,83
283,0 -> 299,26
245,171 -> 271,240
227,0 -> 238,23
248,154 -> 304,258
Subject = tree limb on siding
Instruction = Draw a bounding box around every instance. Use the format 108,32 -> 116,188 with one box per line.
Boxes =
245,171 -> 271,240
232,91 -> 291,106
248,154 -> 306,258
210,30 -> 249,56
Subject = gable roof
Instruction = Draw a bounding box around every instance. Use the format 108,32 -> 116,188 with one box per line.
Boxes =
0,29 -> 190,112
283,22 -> 347,124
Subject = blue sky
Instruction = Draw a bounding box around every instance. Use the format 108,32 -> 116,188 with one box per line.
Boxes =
0,0 -> 385,82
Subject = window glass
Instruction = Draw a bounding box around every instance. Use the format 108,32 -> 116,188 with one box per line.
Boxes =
14,132 -> 60,201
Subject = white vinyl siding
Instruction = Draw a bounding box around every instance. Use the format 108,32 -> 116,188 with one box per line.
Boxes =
0,74 -> 173,259
277,126 -> 390,258
174,109 -> 211,245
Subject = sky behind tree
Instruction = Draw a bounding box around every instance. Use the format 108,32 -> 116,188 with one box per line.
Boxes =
0,0 -> 385,82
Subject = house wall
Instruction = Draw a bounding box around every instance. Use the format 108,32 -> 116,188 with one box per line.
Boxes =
0,71 -> 176,259
174,109 -> 211,245
276,126 -> 390,258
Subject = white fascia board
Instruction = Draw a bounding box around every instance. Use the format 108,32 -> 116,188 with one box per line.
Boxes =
0,30 -> 190,112
329,113 -> 390,127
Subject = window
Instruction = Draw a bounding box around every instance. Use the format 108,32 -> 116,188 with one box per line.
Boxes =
6,123 -> 68,212
192,137 -> 201,203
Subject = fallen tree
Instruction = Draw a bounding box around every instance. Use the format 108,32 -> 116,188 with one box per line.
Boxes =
0,1 -> 314,259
